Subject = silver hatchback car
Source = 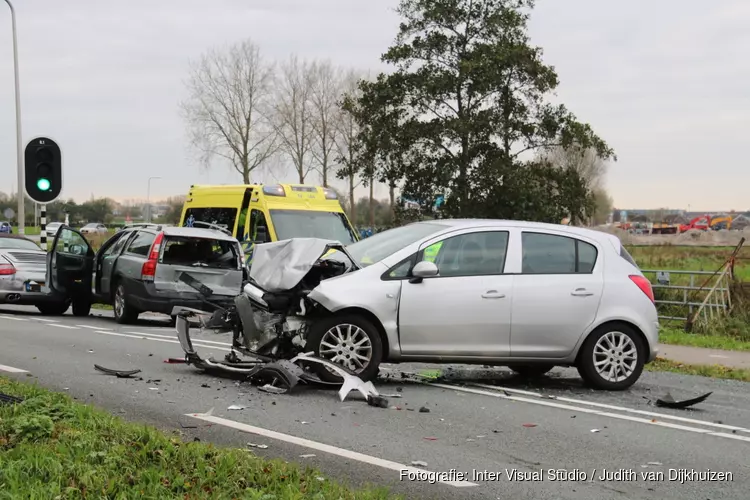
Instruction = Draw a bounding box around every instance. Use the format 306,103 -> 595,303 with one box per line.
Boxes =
304,219 -> 659,390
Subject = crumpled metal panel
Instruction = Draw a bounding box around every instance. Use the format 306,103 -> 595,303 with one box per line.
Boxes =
249,238 -> 340,292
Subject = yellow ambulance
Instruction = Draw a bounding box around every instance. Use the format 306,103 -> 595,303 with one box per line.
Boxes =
179,184 -> 358,263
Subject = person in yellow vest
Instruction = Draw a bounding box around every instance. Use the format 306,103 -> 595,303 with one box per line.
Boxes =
423,241 -> 442,263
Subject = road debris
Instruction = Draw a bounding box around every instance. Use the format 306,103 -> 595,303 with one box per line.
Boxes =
247,443 -> 268,449
258,383 -> 288,395
367,395 -> 389,408
94,364 -> 142,378
418,406 -> 430,413
300,454 -> 316,458
411,460 -> 428,467
0,393 -> 23,405
522,423 -> 537,428
590,429 -> 601,433
656,391 -> 712,409
423,436 -> 438,441
227,405 -> 246,410
163,358 -> 186,364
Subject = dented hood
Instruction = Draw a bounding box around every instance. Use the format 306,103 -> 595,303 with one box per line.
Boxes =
249,238 -> 341,292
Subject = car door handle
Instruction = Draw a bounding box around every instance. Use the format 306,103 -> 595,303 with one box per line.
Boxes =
482,290 -> 506,299
571,288 -> 594,297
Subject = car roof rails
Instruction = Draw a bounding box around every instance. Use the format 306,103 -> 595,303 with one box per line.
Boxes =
124,223 -> 164,231
190,221 -> 233,237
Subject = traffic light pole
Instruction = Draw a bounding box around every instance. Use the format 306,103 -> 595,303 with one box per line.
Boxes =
39,204 -> 46,250
4,0 -> 25,234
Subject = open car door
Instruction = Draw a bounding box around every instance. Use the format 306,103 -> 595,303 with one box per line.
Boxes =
47,226 -> 95,302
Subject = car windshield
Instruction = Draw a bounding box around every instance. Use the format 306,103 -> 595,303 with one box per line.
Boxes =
0,238 -> 41,251
330,222 -> 445,268
269,209 -> 357,245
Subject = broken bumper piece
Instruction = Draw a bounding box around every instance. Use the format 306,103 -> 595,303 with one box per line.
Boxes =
173,309 -> 382,404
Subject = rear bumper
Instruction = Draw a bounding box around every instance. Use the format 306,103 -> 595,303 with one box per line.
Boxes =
0,271 -> 60,305
122,278 -> 236,315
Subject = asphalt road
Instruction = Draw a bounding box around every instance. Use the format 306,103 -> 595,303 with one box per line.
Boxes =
1,305 -> 749,499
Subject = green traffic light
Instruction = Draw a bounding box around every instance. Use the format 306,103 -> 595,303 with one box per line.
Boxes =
37,178 -> 51,191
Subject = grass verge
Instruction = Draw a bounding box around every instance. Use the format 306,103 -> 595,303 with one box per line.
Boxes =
645,358 -> 750,382
0,377 -> 395,499
659,326 -> 750,352
91,303 -> 113,311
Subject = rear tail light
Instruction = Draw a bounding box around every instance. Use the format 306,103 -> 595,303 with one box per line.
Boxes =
629,275 -> 654,303
0,261 -> 16,275
141,232 -> 164,281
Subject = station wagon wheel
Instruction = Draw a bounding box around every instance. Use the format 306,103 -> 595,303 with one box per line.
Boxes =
577,324 -> 645,391
306,314 -> 383,383
113,283 -> 139,324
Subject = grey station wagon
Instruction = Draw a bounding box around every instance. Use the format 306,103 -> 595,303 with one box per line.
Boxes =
46,224 -> 244,323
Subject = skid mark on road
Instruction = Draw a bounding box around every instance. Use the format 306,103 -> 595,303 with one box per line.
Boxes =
465,382 -> 750,435
428,382 -> 750,444
188,413 -> 478,488
0,363 -> 28,373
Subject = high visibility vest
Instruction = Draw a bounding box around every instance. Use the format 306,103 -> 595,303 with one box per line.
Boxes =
423,241 -> 442,263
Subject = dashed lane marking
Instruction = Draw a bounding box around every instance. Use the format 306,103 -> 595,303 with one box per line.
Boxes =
48,324 -> 79,329
34,318 -> 59,323
125,331 -> 231,347
466,382 -> 750,435
429,382 -> 750,444
77,325 -> 113,331
0,363 -> 28,373
0,315 -> 27,321
187,413 -> 478,488
94,330 -> 231,352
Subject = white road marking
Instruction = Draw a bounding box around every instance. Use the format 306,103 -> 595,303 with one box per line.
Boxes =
78,325 -> 113,331
188,413 -> 478,488
48,324 -> 79,329
0,315 -> 27,321
125,331 -> 231,347
94,330 -> 231,352
466,382 -> 750,435
34,318 -> 59,323
0,363 -> 28,373
429,383 -> 750,444
709,355 -> 729,359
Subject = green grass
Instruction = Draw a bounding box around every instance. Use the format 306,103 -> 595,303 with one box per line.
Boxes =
659,326 -> 750,351
0,377 -> 396,500
646,358 -> 750,382
91,303 -> 113,311
626,244 -> 750,281
9,226 -> 41,235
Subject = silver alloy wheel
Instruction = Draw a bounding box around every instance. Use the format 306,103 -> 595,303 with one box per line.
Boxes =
593,331 -> 638,383
319,323 -> 373,373
114,287 -> 125,318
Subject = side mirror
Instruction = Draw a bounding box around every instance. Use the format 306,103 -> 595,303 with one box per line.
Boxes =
254,226 -> 269,244
409,260 -> 438,284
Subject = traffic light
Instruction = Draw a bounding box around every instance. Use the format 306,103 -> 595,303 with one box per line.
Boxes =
24,137 -> 62,203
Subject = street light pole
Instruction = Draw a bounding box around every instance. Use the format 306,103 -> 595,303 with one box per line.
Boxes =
4,0 -> 24,234
146,176 -> 161,223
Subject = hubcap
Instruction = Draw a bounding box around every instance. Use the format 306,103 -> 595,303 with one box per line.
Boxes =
115,288 -> 124,318
593,331 -> 638,383
319,324 -> 372,373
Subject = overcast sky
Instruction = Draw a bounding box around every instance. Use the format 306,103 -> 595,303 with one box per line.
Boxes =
1,0 -> 748,210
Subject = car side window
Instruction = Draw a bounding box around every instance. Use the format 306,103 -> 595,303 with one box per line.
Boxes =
248,209 -> 269,242
386,255 -> 416,279
125,231 -> 156,257
103,232 -> 132,256
521,232 -> 598,274
421,231 -> 509,277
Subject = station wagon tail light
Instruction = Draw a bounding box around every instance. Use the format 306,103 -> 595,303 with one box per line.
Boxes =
0,260 -> 15,275
141,232 -> 164,281
322,187 -> 338,200
262,185 -> 286,197
629,275 -> 654,303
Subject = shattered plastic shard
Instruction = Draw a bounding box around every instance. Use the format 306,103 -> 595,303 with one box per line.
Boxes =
656,391 -> 712,409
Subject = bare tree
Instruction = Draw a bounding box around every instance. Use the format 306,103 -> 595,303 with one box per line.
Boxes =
335,70 -> 367,224
273,55 -> 316,183
181,40 -> 278,184
309,60 -> 343,187
543,145 -> 608,191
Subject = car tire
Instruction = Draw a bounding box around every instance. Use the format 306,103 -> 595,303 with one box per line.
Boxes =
72,300 -> 91,317
36,301 -> 70,316
305,314 -> 383,384
577,323 -> 646,391
113,283 -> 138,324
510,365 -> 555,377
